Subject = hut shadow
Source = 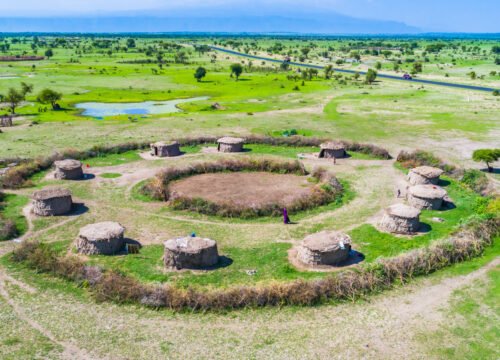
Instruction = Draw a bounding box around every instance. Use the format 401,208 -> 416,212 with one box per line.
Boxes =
439,201 -> 456,211
81,173 -> 95,181
69,203 -> 89,216
241,148 -> 253,153
418,223 -> 432,233
201,256 -> 233,270
336,250 -> 365,267
438,179 -> 451,187
115,238 -> 143,256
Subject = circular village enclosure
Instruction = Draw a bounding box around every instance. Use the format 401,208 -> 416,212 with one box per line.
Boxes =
2,135 -> 496,311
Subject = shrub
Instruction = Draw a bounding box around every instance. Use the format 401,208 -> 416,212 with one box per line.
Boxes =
1,141 -> 150,189
0,218 -> 17,241
396,150 -> 455,173
141,158 -> 342,218
11,217 -> 498,311
460,169 -> 489,194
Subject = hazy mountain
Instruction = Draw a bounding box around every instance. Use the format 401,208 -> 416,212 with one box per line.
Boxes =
0,13 -> 421,34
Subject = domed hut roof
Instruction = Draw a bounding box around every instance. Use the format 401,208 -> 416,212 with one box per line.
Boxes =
385,203 -> 421,219
32,187 -> 71,201
319,141 -> 347,159
164,236 -> 219,270
54,159 -> 83,180
32,187 -> 73,216
407,185 -> 447,210
217,137 -> 244,145
297,231 -> 352,266
379,204 -> 421,234
76,221 -> 125,255
408,166 -> 444,185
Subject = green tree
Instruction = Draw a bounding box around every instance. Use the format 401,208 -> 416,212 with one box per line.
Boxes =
44,48 -> 54,59
365,69 -> 377,84
412,62 -> 423,74
126,38 -> 136,48
375,61 -> 382,70
472,149 -> 500,172
20,82 -> 33,96
194,67 -> 207,82
4,88 -> 25,114
174,51 -> 188,64
37,88 -> 62,110
324,64 -> 333,79
301,47 -> 311,58
230,63 -> 243,80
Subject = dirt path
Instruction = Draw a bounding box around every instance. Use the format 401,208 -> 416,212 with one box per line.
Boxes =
0,270 -> 100,359
0,249 -> 496,359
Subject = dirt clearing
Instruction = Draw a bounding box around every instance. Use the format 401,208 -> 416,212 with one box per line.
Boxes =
169,172 -> 315,207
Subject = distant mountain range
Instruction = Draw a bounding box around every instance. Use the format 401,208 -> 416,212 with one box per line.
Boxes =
0,13 -> 421,34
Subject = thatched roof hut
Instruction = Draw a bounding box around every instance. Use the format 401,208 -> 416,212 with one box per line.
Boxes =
32,187 -> 72,216
150,141 -> 181,157
217,137 -> 245,153
54,159 -> 83,180
379,204 -> 421,234
76,221 -> 125,255
164,236 -> 219,270
319,142 -> 346,159
408,166 -> 444,185
297,231 -> 352,266
0,115 -> 13,127
407,185 -> 447,210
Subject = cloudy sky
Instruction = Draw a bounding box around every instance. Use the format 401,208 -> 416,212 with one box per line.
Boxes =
1,0 -> 499,32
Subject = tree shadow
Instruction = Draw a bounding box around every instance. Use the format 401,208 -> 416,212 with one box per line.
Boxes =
480,167 -> 500,174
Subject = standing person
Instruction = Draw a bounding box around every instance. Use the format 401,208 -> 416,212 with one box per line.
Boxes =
333,156 -> 336,165
283,208 -> 291,224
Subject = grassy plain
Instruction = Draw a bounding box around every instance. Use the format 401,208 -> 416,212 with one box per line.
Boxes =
0,35 -> 499,359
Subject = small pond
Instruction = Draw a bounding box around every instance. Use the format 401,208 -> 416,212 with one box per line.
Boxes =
75,96 -> 209,117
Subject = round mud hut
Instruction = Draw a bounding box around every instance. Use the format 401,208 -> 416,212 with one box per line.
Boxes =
379,204 -> 421,234
164,236 -> 219,270
319,142 -> 347,159
54,159 -> 83,180
407,185 -> 447,210
297,231 -> 352,266
408,166 -> 444,185
217,137 -> 245,153
76,221 -> 125,255
150,141 -> 181,157
32,187 -> 73,216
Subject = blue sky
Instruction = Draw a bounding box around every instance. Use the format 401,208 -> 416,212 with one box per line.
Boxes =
1,0 -> 499,32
